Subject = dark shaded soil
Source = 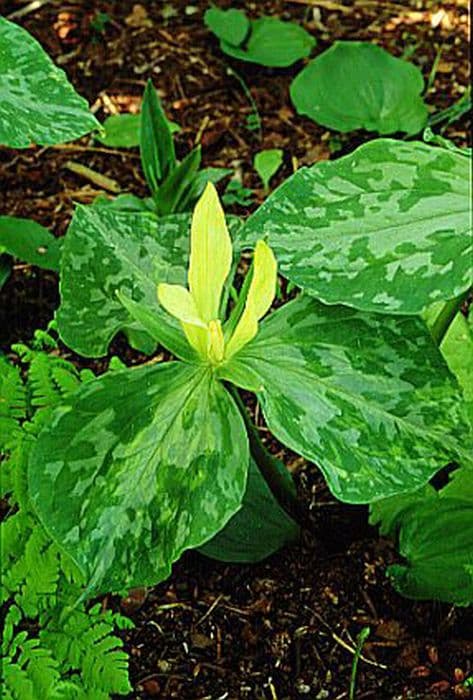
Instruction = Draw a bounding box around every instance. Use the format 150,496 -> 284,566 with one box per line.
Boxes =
0,0 -> 471,698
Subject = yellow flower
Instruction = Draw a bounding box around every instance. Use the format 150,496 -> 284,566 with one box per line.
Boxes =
157,182 -> 276,365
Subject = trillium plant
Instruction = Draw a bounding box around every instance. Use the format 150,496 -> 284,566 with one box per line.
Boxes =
29,169 -> 472,600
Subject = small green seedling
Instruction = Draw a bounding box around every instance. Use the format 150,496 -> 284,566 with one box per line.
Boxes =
254,149 -> 283,193
95,80 -> 231,216
205,7 -> 315,68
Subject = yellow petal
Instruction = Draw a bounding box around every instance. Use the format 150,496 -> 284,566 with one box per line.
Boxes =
207,320 -> 225,364
188,182 -> 232,323
157,283 -> 205,327
225,306 -> 258,359
246,240 -> 277,321
225,240 -> 277,358
157,283 -> 208,357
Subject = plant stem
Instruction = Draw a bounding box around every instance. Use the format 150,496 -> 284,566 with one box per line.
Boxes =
430,289 -> 470,346
349,627 -> 371,700
228,385 -> 314,532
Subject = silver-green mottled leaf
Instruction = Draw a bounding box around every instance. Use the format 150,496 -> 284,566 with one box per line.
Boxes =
238,139 -> 472,315
440,311 -> 473,424
29,362 -> 249,595
290,42 -> 428,135
57,206 -> 191,357
0,17 -> 100,147
221,295 -> 471,503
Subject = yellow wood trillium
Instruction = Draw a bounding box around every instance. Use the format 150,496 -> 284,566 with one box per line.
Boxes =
158,182 -> 277,365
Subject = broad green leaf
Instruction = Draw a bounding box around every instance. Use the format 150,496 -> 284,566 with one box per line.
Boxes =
92,193 -> 154,213
56,206 -> 191,357
220,295 -> 471,503
96,113 -> 179,148
199,456 -> 299,563
29,362 -> 249,595
254,149 -> 283,191
0,217 -> 62,271
221,17 -> 315,68
140,79 -> 176,194
387,467 -> 473,605
291,41 -> 428,135
238,139 -> 472,315
0,17 -> 100,147
204,7 -> 250,47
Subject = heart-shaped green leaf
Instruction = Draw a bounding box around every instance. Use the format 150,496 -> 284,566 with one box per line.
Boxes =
204,7 -> 250,47
290,41 -> 428,135
29,362 -> 249,595
0,17 -> 100,147
238,139 -> 472,315
221,295 -> 471,503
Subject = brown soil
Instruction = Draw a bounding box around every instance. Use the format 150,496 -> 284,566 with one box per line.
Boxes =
0,1 -> 471,698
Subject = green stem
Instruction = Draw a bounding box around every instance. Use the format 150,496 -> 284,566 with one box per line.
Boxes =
430,290 -> 470,346
228,385 -> 314,532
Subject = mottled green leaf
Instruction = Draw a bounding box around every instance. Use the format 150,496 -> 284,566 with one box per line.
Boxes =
29,362 -> 249,595
220,295 -> 471,503
56,206 -> 191,357
57,206 -> 241,358
199,456 -> 299,563
204,7 -> 250,47
95,113 -> 179,148
387,468 -> 473,605
238,139 -> 472,315
221,17 -> 315,68
0,17 -> 100,147
291,42 -> 428,135
0,217 -> 62,271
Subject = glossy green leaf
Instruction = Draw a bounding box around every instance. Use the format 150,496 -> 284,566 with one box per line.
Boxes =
220,295 -> 471,503
0,17 -> 100,147
29,362 -> 249,595
238,139 -> 472,315
290,41 -> 428,135
95,113 -> 179,148
56,206 -> 191,357
386,468 -> 473,605
199,456 -> 299,563
254,149 -> 283,191
0,217 -> 62,271
140,79 -> 176,194
204,7 -> 250,47
221,17 -> 315,68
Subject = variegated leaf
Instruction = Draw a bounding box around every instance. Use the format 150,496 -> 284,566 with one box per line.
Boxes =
0,17 -> 100,147
238,140 -> 472,314
29,362 -> 248,595
220,295 -> 471,503
57,206 -> 191,357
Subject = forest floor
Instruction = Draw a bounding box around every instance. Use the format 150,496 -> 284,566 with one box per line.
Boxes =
0,0 -> 471,698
